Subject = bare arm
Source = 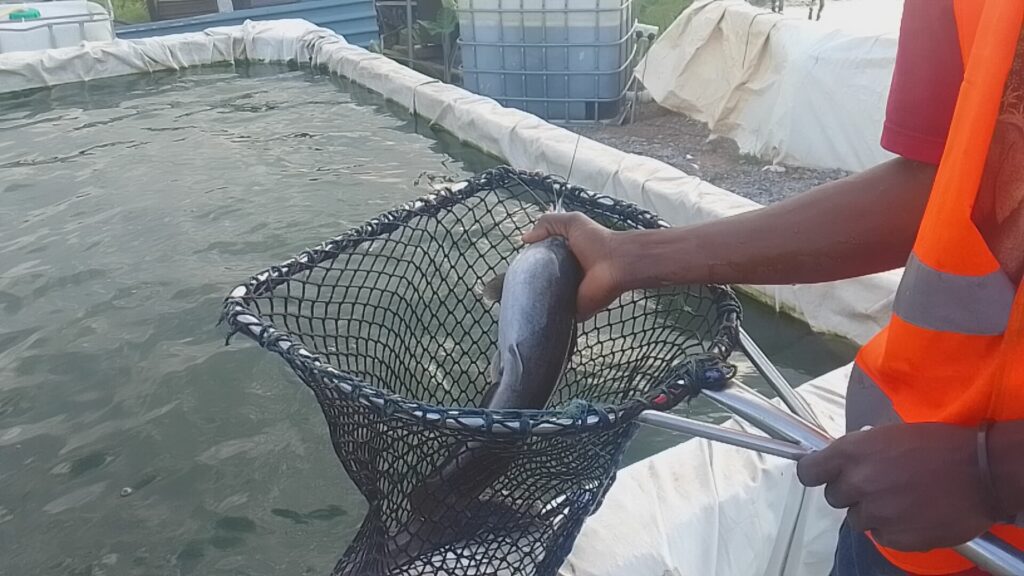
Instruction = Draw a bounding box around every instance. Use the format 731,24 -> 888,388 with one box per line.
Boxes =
524,157 -> 937,319
617,157 -> 936,288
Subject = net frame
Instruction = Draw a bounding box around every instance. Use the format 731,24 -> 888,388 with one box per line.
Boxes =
220,166 -> 742,575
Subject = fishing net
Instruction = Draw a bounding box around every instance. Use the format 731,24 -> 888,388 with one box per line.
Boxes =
220,166 -> 741,576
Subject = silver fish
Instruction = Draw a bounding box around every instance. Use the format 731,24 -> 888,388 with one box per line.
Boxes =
481,234 -> 583,410
412,235 -> 581,504
381,234 -> 583,570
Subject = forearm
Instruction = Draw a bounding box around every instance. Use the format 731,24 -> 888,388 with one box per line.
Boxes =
616,157 -> 937,288
990,420 -> 1024,520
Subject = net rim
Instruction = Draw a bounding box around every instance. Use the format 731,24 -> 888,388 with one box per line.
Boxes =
220,166 -> 740,436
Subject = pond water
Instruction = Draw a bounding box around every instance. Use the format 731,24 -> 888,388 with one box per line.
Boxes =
0,64 -> 856,575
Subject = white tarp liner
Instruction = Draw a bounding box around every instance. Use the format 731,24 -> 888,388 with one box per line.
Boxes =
559,365 -> 851,576
1,23 -> 889,575
638,0 -> 904,172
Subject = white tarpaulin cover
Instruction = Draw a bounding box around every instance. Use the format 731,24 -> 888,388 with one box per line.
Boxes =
559,365 -> 852,576
1,24 -> 890,575
638,0 -> 904,172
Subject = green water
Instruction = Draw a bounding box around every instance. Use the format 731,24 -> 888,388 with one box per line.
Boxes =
0,65 -> 856,575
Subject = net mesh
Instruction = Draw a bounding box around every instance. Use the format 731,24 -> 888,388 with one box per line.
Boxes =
221,167 -> 741,576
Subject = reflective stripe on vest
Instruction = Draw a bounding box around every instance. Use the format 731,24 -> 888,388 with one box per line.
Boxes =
893,254 -> 1016,336
846,0 -> 1024,573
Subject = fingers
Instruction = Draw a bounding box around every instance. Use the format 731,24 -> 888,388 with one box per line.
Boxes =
799,443 -> 857,514
869,529 -> 917,552
824,478 -> 857,510
521,222 -> 551,244
521,213 -> 563,243
846,505 -> 868,533
866,524 -> 971,552
796,444 -> 844,488
521,212 -> 588,244
846,504 -> 883,535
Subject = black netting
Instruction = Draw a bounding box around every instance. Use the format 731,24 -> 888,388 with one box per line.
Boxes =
221,166 -> 741,576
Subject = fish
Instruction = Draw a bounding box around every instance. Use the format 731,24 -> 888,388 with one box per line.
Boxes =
337,193 -> 584,575
380,232 -> 583,569
409,234 -> 582,508
480,235 -> 583,408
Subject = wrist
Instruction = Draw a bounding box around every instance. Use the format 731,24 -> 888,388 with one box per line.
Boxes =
614,229 -> 703,292
608,230 -> 644,293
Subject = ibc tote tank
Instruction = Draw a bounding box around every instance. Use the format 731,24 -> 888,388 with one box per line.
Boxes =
458,0 -> 635,122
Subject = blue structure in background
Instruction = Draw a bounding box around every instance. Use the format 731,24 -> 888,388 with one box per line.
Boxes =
116,0 -> 378,47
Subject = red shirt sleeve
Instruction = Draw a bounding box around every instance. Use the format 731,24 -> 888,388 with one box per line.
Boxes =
881,0 -> 964,165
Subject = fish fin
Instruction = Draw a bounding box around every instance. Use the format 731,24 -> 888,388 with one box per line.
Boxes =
483,348 -> 502,407
480,272 -> 506,304
505,343 -> 524,390
480,381 -> 500,408
489,347 -> 502,384
482,344 -> 522,408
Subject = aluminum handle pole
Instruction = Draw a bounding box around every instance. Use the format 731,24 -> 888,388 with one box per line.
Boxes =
958,535 -> 1024,576
738,328 -> 823,428
697,383 -> 1024,576
702,382 -> 832,450
637,411 -> 809,460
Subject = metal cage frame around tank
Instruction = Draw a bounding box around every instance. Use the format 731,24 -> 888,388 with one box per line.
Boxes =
457,0 -> 637,122
220,166 -> 742,437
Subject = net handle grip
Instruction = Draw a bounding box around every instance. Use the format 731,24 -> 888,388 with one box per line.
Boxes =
645,376 -> 1024,575
719,337 -> 1024,576
636,407 -> 1024,576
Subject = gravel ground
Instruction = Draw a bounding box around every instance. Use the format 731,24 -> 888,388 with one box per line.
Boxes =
569,105 -> 850,205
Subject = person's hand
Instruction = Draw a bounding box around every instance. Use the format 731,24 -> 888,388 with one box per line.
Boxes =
522,212 -> 625,320
797,423 -> 995,552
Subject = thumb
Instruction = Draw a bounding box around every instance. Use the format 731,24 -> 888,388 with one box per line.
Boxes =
522,219 -> 555,244
796,445 -> 844,488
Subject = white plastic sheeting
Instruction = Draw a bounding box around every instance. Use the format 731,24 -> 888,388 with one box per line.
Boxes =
559,365 -> 851,576
1,24 -> 893,575
0,20 -> 317,87
637,0 -> 904,172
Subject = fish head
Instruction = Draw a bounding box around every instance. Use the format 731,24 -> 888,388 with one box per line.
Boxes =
480,236 -> 582,410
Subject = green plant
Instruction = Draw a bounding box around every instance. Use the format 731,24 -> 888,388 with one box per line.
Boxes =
419,0 -> 458,82
635,0 -> 692,32
110,0 -> 151,24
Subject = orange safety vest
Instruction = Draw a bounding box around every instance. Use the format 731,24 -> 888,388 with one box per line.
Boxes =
847,0 -> 1024,574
